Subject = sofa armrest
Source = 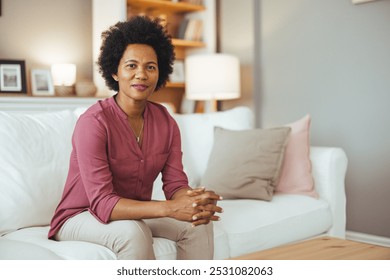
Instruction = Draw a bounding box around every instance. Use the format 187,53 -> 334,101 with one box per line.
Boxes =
310,146 -> 348,238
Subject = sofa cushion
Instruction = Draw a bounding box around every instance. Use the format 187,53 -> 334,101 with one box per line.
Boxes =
201,127 -> 290,200
173,107 -> 254,187
2,226 -> 116,260
218,194 -> 332,257
275,115 -> 318,198
2,224 -> 230,260
0,110 -> 77,236
0,238 -> 62,260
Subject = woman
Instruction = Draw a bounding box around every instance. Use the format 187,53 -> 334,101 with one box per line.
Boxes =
48,16 -> 222,260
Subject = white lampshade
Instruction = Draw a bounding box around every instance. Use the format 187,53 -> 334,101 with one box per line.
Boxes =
51,63 -> 76,86
185,53 -> 240,100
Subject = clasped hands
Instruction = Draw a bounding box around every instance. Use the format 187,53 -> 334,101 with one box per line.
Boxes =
170,187 -> 223,227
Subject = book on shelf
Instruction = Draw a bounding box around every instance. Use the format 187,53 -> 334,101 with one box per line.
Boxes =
178,0 -> 204,5
177,18 -> 189,39
177,18 -> 203,41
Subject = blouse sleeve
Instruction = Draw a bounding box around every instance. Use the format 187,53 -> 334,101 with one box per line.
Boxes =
161,117 -> 189,199
72,114 -> 120,223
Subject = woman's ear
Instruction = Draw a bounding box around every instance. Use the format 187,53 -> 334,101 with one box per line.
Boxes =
112,74 -> 118,81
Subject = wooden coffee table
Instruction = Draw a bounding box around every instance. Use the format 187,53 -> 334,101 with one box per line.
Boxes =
231,237 -> 390,260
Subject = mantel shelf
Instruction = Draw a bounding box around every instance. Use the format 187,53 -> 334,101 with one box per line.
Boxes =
0,96 -> 101,113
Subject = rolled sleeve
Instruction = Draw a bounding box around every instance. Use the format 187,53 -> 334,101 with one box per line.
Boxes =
162,120 -> 189,199
73,115 -> 121,223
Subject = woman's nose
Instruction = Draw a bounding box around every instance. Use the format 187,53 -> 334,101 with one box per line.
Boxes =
135,67 -> 147,80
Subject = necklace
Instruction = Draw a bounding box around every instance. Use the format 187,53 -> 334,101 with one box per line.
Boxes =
129,118 -> 144,143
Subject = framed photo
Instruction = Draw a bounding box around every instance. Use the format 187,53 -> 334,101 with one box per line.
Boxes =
31,69 -> 54,96
169,60 -> 185,83
0,60 -> 27,94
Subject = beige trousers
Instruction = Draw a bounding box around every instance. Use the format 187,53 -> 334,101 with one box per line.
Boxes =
55,211 -> 214,260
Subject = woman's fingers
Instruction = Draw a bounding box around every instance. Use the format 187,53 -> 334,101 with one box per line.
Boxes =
191,207 -> 221,221
191,191 -> 223,207
187,188 -> 222,200
170,187 -> 223,225
186,187 -> 206,196
191,214 -> 221,227
196,204 -> 223,213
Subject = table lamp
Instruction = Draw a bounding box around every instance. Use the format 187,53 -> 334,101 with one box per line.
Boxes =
51,63 -> 76,96
185,53 -> 240,112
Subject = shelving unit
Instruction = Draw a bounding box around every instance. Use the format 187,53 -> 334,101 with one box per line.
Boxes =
127,0 -> 209,112
92,0 -> 216,113
127,0 -> 206,58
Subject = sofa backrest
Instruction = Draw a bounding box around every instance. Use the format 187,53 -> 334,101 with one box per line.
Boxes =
0,110 -> 77,236
173,107 -> 254,187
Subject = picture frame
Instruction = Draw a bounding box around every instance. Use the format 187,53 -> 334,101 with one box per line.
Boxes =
31,69 -> 54,96
169,60 -> 185,83
0,60 -> 27,94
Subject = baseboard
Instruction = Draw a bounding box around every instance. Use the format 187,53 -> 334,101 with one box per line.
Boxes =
346,231 -> 390,247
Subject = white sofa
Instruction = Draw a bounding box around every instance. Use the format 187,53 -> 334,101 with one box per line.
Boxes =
0,104 -> 348,260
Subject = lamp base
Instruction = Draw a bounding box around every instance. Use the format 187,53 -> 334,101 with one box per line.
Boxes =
54,85 -> 76,97
194,100 -> 218,113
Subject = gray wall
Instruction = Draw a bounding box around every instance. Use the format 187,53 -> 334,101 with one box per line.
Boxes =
219,0 -> 254,111
258,0 -> 390,238
0,0 -> 92,93
222,0 -> 390,238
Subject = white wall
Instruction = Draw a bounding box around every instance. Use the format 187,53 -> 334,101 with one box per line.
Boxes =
219,0 -> 254,111
92,0 -> 126,97
0,0 -> 93,92
259,0 -> 390,237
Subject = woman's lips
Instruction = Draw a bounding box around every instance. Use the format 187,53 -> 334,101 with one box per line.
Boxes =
132,84 -> 148,91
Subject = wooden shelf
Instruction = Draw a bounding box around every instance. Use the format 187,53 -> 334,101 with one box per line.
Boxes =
172,38 -> 205,48
166,82 -> 185,88
127,0 -> 205,13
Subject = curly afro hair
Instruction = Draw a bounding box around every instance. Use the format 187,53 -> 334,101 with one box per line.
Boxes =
97,16 -> 175,92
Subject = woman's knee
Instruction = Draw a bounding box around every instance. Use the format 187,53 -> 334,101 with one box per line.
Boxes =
188,222 -> 214,240
177,222 -> 214,260
110,220 -> 155,260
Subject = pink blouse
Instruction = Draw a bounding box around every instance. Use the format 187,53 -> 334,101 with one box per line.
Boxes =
48,97 -> 188,239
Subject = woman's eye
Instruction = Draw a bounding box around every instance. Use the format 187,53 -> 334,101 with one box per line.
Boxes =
148,65 -> 156,71
127,64 -> 136,69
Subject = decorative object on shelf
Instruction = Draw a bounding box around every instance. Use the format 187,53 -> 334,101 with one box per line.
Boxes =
185,53 -> 241,112
0,60 -> 27,94
51,63 -> 76,96
75,81 -> 97,97
31,69 -> 54,96
169,60 -> 185,83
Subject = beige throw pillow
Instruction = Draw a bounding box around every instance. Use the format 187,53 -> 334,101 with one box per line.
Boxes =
201,126 -> 291,201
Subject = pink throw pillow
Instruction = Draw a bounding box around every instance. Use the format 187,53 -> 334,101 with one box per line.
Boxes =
275,115 -> 318,198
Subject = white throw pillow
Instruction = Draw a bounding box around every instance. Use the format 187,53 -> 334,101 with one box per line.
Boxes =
0,110 -> 77,236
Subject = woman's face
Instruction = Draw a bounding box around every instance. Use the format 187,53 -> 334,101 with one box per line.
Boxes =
112,44 -> 159,102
